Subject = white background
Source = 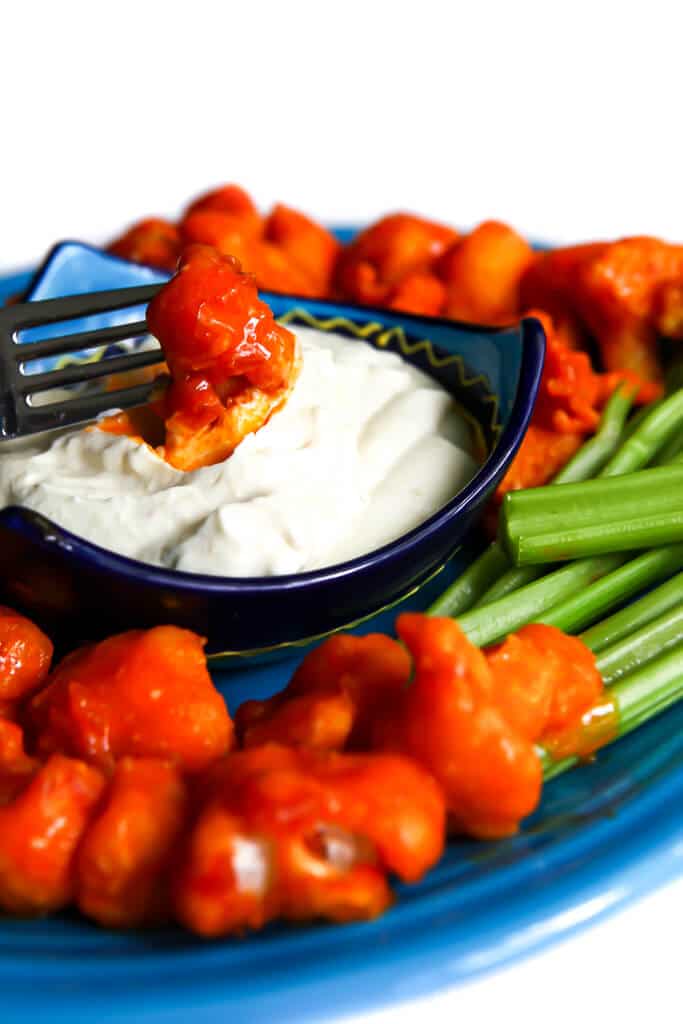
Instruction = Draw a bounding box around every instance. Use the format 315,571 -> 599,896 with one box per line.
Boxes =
3,1 -> 683,270
2,2 -> 682,1021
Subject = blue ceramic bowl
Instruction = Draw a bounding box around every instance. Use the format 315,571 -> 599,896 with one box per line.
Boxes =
0,242 -> 544,658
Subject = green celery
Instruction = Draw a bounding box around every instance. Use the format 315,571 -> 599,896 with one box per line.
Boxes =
581,569 -> 683,653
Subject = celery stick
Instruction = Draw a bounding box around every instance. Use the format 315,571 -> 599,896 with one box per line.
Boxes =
501,464 -> 683,539
553,385 -> 635,484
597,603 -> 683,683
457,553 -> 625,647
581,569 -> 683,653
466,390 -> 634,612
599,388 -> 683,476
427,542 -> 509,617
473,564 -> 547,606
538,545 -> 683,633
541,642 -> 683,780
511,513 -> 683,565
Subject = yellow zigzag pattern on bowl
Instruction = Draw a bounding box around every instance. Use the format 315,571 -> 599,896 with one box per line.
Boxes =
206,557 -> 450,664
55,348 -> 121,369
280,308 -> 501,456
279,312 -> 383,340
52,309 -> 501,452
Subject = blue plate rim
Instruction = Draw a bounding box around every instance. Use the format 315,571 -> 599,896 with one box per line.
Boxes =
0,704 -> 680,1024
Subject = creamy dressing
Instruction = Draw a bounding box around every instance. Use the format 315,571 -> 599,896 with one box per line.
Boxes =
0,327 -> 477,577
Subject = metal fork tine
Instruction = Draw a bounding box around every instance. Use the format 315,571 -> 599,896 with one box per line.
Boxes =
14,320 -> 152,364
0,284 -> 167,442
0,284 -> 162,332
22,349 -> 165,394
22,382 -> 158,435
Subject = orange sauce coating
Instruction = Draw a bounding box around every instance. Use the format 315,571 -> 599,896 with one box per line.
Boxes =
106,184 -> 675,493
28,625 -> 233,772
0,601 -> 615,933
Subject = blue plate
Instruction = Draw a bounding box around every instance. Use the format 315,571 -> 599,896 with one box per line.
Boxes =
1,260 -> 682,1024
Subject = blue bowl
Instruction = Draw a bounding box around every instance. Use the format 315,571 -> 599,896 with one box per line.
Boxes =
0,242 -> 545,658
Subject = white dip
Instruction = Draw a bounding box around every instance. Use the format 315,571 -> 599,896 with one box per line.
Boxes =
0,327 -> 477,576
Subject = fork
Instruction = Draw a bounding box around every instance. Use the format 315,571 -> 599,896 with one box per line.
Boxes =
0,285 -> 165,441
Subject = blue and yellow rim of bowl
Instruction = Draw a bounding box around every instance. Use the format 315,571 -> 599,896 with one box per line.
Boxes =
206,556 -> 451,666
52,305 -> 500,462
280,307 -> 499,462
